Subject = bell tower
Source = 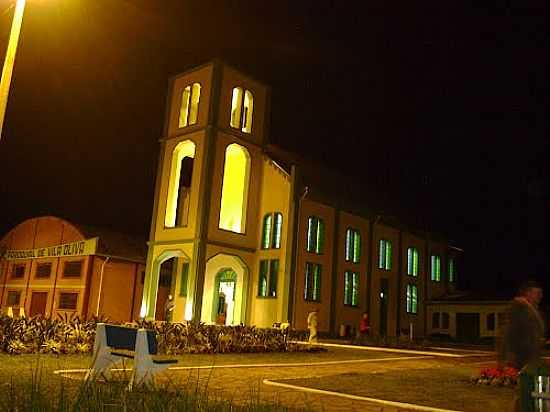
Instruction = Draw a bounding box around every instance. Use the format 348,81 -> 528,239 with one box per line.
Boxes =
140,61 -> 270,322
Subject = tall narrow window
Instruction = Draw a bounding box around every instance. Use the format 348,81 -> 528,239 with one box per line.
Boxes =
230,87 -> 254,133
261,214 -> 272,249
345,228 -> 361,263
344,271 -> 359,307
448,258 -> 456,282
306,216 -> 325,254
258,259 -> 279,298
261,212 -> 283,249
431,255 -> 441,282
179,83 -> 201,128
273,213 -> 283,249
219,144 -> 251,233
304,262 -> 322,302
406,284 -> 418,314
179,262 -> 189,297
407,247 -> 419,277
165,140 -> 196,228
378,239 -> 392,270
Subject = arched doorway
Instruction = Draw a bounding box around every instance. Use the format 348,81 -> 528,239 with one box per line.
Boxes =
212,268 -> 237,325
201,254 -> 248,325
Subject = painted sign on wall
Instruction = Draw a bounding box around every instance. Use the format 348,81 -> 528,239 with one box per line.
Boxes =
2,238 -> 98,260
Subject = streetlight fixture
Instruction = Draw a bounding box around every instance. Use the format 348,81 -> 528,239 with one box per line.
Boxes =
0,0 -> 26,141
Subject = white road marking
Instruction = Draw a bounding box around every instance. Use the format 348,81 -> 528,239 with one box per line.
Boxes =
263,378 -> 464,412
291,341 -> 480,358
53,355 -> 432,376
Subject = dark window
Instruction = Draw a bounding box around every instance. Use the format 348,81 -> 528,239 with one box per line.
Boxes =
179,263 -> 189,297
12,264 -> 25,279
7,291 -> 21,306
441,312 -> 450,329
36,263 -> 52,278
63,261 -> 83,278
486,313 -> 496,331
432,312 -> 440,328
58,292 -> 78,310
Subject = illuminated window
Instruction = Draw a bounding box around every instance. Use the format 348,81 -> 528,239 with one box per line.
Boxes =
178,83 -> 201,128
406,284 -> 418,314
7,291 -> 20,306
345,228 -> 361,263
230,87 -> 253,133
11,264 -> 25,279
407,247 -> 419,277
378,239 -> 392,270
165,140 -> 196,228
261,212 -> 283,249
344,271 -> 359,306
258,259 -> 279,297
306,216 -> 325,254
448,258 -> 456,282
63,261 -> 82,278
179,262 -> 189,297
304,262 -> 321,302
36,263 -> 52,279
431,255 -> 441,282
59,292 -> 78,310
219,143 -> 251,233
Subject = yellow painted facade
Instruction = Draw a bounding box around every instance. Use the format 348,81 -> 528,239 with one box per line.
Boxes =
139,61 -> 462,338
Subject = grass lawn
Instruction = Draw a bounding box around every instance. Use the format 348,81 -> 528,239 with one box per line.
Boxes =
277,364 -> 515,412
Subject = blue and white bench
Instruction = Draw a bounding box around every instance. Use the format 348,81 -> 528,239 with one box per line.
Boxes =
87,323 -> 177,388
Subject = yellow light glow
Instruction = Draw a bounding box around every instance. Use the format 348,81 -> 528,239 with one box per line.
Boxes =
184,300 -> 193,321
0,0 -> 26,140
218,143 -> 250,233
165,140 -> 195,227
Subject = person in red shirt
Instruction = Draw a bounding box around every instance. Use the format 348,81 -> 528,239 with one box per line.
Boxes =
356,312 -> 370,345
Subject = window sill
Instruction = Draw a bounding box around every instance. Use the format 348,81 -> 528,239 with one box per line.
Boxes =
343,304 -> 360,308
256,296 -> 277,299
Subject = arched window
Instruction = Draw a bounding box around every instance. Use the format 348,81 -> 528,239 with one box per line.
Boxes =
179,83 -> 201,128
165,140 -> 195,228
306,216 -> 325,254
407,247 -> 419,277
230,87 -> 253,133
345,228 -> 361,263
219,143 -> 251,233
261,212 -> 283,249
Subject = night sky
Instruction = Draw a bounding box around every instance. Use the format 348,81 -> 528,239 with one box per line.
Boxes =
0,1 -> 547,296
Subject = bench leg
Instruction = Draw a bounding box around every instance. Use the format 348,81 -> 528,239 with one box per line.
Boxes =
129,329 -> 173,390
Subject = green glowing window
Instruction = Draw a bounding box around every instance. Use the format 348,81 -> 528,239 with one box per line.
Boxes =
179,83 -> 201,128
406,284 -> 418,314
306,216 -> 325,254
407,247 -> 419,277
448,258 -> 456,282
258,259 -> 279,297
431,255 -> 441,282
261,212 -> 283,249
304,262 -> 322,302
345,228 -> 361,264
344,271 -> 359,306
378,239 -> 392,270
230,87 -> 253,133
179,262 -> 189,297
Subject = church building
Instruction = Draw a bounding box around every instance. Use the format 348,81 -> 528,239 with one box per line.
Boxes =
140,61 -> 462,339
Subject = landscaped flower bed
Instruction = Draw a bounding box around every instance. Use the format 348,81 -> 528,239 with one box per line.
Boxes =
0,314 -> 314,355
471,365 -> 519,387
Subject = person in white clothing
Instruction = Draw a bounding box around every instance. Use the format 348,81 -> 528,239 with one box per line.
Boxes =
307,309 -> 319,344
